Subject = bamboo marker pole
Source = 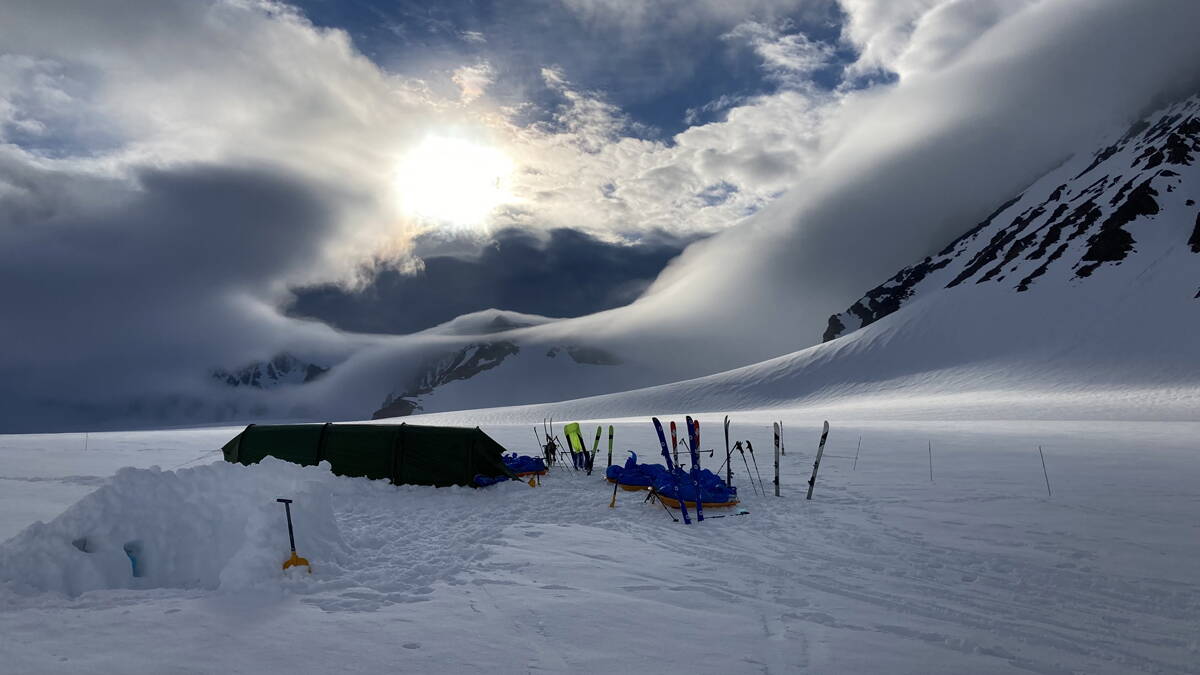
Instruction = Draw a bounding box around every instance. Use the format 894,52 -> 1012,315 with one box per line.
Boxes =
928,441 -> 933,482
84,432 -> 88,452
1039,445 -> 1052,497
853,436 -> 861,471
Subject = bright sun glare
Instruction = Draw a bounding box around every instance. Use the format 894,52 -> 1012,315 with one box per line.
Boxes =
395,136 -> 514,228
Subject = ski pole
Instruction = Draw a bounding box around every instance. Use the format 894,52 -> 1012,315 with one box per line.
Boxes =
534,428 -> 551,469
647,488 -> 679,522
707,509 -> 749,519
608,478 -> 619,507
746,440 -> 766,497
714,441 -> 741,477
724,416 -> 732,486
1039,445 -> 1052,497
737,443 -> 758,496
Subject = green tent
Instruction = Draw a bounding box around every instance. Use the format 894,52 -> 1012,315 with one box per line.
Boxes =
221,423 -> 516,488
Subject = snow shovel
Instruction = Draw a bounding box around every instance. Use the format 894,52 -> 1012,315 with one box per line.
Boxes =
276,498 -> 310,573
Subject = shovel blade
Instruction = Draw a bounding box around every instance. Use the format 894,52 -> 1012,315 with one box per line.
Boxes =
282,552 -> 311,573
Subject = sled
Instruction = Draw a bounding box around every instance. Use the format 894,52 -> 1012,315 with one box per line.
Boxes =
657,492 -> 739,506
606,477 -> 652,491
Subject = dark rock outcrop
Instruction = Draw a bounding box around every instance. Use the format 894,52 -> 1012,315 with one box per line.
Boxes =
372,342 -> 519,418
212,353 -> 329,389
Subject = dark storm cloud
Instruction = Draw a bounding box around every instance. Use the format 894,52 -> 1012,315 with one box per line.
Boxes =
285,227 -> 704,335
0,161 -> 352,432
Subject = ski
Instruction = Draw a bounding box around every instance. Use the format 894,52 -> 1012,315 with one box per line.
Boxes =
685,416 -> 704,522
773,422 -> 781,497
670,421 -> 678,467
607,425 -> 614,469
653,417 -> 690,524
807,421 -> 830,500
588,425 -> 602,475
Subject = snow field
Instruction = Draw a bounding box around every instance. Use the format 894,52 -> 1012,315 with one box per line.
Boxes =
0,418 -> 1197,673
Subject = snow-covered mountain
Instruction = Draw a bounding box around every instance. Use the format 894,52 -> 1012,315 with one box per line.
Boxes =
825,94 -> 1200,342
211,352 -> 329,389
407,94 -> 1200,425
139,94 -> 1200,430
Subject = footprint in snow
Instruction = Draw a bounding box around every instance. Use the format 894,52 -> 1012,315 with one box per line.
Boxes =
403,643 -> 421,650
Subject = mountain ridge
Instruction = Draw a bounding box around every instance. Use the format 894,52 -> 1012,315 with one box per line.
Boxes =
825,93 -> 1200,342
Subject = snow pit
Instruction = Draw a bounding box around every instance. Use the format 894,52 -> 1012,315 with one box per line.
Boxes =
0,456 -> 530,605
0,459 -> 350,596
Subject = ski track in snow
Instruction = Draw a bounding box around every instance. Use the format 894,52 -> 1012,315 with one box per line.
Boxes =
0,419 -> 1197,674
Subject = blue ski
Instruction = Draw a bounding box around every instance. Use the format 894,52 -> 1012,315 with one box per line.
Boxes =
653,417 -> 690,525
685,416 -> 705,522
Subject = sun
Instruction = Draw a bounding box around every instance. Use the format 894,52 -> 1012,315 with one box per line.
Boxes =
395,136 -> 514,228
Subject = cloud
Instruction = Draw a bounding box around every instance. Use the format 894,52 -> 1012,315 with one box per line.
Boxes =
451,61 -> 494,102
631,0 -> 1200,364
724,20 -> 837,89
838,0 -> 1039,80
0,0 -> 439,430
0,159 -> 370,430
285,227 -> 703,334
493,69 -> 830,239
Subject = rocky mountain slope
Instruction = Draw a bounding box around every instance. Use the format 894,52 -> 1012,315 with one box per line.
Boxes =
825,94 -> 1200,342
211,352 -> 328,389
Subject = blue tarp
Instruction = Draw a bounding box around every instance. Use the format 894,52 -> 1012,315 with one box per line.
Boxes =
607,453 -> 737,504
605,452 -> 671,487
476,454 -> 547,487
656,467 -> 738,505
473,473 -> 510,488
503,453 -> 548,474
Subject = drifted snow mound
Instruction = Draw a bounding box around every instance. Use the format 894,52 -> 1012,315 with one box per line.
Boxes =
0,459 -> 351,596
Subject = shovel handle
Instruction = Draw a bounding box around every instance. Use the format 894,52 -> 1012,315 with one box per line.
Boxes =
276,498 -> 297,552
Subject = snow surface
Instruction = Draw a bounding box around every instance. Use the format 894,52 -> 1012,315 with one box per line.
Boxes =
2,414 -> 1198,674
